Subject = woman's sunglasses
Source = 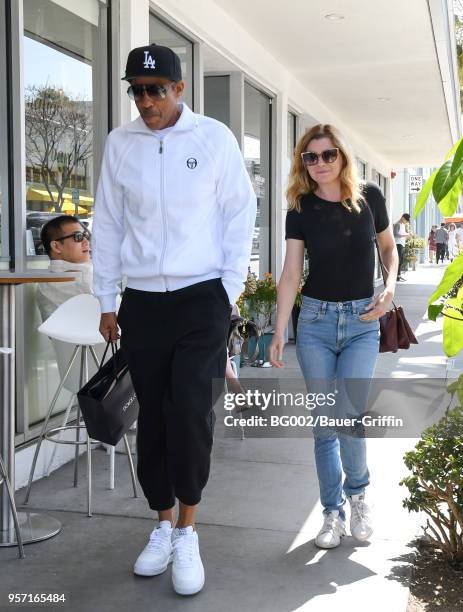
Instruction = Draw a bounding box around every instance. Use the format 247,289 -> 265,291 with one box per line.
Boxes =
127,83 -> 173,101
55,230 -> 90,243
301,148 -> 339,167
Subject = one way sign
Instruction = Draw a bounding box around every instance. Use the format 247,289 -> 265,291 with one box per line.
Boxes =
409,175 -> 423,194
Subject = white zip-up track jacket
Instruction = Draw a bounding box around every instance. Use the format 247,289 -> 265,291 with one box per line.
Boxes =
92,103 -> 257,313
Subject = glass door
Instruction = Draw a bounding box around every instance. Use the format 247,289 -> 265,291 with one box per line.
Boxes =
244,82 -> 272,277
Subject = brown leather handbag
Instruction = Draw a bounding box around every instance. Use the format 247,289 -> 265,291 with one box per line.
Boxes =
366,203 -> 418,353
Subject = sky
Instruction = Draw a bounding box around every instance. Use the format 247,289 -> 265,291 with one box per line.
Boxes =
24,36 -> 92,101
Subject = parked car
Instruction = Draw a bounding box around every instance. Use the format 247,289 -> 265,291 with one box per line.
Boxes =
26,211 -> 64,255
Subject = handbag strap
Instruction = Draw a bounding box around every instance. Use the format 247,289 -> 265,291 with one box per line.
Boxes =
99,340 -> 121,380
363,199 -> 397,309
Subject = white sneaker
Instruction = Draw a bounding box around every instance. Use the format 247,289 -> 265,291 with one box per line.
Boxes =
348,493 -> 373,541
172,526 -> 205,596
133,520 -> 173,576
315,510 -> 346,549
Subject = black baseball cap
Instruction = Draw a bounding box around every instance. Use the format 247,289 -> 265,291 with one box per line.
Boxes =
122,44 -> 182,82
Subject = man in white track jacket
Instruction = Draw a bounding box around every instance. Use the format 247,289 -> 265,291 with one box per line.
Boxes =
92,44 -> 256,596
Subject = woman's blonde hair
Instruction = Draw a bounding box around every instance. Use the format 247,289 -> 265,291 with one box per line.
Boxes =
287,124 -> 363,213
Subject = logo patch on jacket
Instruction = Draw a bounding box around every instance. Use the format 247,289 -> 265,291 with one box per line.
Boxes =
143,52 -> 156,69
187,158 -> 198,169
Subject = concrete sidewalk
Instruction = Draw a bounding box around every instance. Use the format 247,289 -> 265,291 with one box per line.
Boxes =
2,263 -> 453,612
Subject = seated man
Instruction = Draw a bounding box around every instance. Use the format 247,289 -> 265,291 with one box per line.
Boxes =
36,215 -> 92,321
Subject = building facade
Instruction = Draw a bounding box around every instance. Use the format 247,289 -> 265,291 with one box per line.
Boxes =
0,0 -> 460,480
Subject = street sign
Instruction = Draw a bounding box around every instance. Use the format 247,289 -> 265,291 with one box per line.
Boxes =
409,175 -> 423,194
71,188 -> 80,205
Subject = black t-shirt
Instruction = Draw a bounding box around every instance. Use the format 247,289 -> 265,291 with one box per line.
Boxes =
285,182 -> 389,301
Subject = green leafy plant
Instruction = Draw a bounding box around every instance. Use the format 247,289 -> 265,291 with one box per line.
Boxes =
414,138 -> 463,220
415,138 -> 463,355
400,401 -> 463,563
404,235 -> 426,266
240,268 -> 277,330
428,264 -> 463,356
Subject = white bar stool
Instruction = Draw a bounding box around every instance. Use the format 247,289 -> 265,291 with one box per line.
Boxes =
23,294 -> 138,516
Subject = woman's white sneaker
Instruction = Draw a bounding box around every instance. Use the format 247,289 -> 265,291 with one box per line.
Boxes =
172,527 -> 205,596
315,510 -> 346,549
133,520 -> 173,576
348,494 -> 373,541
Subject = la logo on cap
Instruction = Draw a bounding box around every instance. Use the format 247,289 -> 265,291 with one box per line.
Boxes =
143,51 -> 156,69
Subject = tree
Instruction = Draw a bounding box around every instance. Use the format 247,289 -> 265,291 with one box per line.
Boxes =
25,85 -> 92,212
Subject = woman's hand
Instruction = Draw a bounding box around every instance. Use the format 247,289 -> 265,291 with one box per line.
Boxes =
360,290 -> 394,321
269,332 -> 285,368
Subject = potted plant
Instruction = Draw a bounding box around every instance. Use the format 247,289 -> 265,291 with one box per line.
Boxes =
239,268 -> 277,365
404,235 -> 426,271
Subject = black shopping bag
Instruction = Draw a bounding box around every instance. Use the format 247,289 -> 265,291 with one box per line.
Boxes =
77,342 -> 139,446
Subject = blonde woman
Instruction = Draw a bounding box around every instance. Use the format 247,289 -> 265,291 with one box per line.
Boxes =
269,125 -> 398,548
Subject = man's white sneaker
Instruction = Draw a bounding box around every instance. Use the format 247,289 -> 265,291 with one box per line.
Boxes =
133,520 -> 173,576
315,510 -> 346,549
348,493 -> 373,541
172,526 -> 205,596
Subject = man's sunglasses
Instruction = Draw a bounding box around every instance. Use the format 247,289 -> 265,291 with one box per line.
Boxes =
127,83 -> 173,101
301,148 -> 339,167
55,230 -> 90,243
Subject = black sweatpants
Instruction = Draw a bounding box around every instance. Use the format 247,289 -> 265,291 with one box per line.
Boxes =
117,279 -> 230,511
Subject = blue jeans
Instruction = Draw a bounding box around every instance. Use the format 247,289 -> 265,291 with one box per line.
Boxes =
296,295 -> 380,519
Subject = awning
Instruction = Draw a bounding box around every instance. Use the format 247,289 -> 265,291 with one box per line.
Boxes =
61,203 -> 88,215
26,187 -> 94,207
444,216 -> 463,224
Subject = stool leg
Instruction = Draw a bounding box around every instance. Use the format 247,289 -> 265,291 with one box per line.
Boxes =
89,345 -> 101,369
24,345 -> 81,504
73,347 -> 86,488
109,446 -> 115,490
0,455 -> 25,558
122,434 -> 138,498
80,347 -> 93,517
87,433 -> 92,517
45,393 -> 75,478
230,360 -> 245,441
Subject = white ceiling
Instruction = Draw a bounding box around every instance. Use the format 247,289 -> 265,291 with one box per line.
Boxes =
212,0 -> 455,167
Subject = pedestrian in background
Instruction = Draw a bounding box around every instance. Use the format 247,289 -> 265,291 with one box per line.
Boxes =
435,223 -> 448,264
393,213 -> 410,281
427,225 -> 437,264
447,223 -> 459,262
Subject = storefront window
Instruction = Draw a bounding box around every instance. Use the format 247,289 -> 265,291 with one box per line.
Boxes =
244,82 -> 272,277
204,75 -> 230,125
0,0 -> 9,265
150,13 -> 194,109
23,0 -> 107,257
22,0 -> 108,429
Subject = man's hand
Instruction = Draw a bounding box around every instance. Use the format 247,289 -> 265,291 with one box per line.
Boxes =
99,312 -> 119,342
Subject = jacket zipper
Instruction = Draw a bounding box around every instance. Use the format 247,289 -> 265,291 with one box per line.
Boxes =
158,138 -> 169,290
